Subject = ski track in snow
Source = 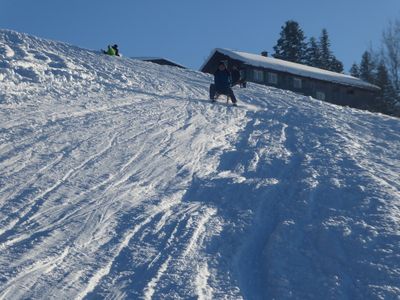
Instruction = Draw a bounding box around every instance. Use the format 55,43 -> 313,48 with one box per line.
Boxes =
1,30 -> 400,299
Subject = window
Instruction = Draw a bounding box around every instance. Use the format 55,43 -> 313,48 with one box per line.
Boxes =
293,77 -> 302,89
268,72 -> 278,85
253,69 -> 264,82
316,91 -> 326,101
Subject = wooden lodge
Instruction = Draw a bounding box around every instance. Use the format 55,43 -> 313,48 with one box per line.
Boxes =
200,48 -> 380,110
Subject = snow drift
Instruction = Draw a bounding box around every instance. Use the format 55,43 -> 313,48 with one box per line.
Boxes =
0,29 -> 399,299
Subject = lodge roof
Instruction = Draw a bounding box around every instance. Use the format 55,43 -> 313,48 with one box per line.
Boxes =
132,57 -> 186,69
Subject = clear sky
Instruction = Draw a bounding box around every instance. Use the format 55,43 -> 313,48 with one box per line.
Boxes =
1,0 -> 399,72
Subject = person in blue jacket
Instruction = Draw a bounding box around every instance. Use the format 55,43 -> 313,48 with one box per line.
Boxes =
209,62 -> 237,105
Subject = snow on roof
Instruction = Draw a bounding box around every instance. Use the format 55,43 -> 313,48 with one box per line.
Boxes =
131,57 -> 186,68
132,56 -> 164,61
202,48 -> 380,91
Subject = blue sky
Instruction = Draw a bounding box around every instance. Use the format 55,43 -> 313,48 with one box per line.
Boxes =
1,0 -> 399,71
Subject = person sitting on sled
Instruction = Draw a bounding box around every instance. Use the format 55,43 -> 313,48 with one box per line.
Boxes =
103,44 -> 120,56
209,61 -> 237,105
112,44 -> 120,56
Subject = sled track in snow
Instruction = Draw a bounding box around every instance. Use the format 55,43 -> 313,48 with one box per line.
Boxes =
0,89 -> 248,299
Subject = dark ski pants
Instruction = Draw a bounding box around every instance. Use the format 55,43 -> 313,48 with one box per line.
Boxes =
209,84 -> 237,103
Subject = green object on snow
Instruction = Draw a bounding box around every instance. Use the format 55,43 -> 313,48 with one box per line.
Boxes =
106,46 -> 116,56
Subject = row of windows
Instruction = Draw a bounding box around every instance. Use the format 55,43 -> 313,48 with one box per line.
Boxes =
253,69 -> 301,89
250,69 -> 358,98
252,70 -> 330,101
250,69 -> 361,102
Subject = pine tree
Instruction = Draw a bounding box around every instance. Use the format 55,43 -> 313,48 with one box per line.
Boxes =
375,62 -> 391,89
350,63 -> 360,77
305,37 -> 321,67
329,57 -> 344,73
359,51 -> 376,83
318,29 -> 344,72
357,48 -> 400,117
319,29 -> 332,69
273,20 -> 307,63
375,61 -> 398,114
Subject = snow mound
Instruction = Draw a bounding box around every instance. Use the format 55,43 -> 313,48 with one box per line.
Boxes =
0,29 -> 399,299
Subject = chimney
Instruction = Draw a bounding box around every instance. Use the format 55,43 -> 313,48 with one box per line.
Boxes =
261,51 -> 269,57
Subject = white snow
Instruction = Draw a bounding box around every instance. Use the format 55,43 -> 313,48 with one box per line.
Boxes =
0,29 -> 399,299
202,48 -> 380,91
0,43 -> 15,59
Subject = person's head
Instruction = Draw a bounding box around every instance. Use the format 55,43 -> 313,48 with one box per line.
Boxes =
113,44 -> 118,49
218,62 -> 226,70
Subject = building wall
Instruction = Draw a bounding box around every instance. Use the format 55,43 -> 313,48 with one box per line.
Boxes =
243,65 -> 377,110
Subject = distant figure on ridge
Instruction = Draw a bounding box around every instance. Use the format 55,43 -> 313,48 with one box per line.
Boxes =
209,62 -> 237,106
102,44 -> 120,56
112,44 -> 120,56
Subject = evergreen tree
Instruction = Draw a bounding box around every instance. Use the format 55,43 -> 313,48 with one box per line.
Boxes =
329,56 -> 344,73
318,29 -> 344,72
305,37 -> 321,67
273,20 -> 307,63
319,29 -> 332,69
375,62 -> 391,89
375,61 -> 398,114
356,48 -> 400,117
350,63 -> 360,78
359,51 -> 376,83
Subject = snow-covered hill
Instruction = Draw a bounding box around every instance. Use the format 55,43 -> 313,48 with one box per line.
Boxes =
0,30 -> 399,299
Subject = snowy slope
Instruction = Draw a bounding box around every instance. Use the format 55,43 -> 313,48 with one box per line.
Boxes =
0,30 -> 399,300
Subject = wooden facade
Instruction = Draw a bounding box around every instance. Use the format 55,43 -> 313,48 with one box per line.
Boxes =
201,50 -> 380,110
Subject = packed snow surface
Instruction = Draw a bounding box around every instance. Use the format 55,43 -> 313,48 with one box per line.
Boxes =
0,30 -> 399,299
